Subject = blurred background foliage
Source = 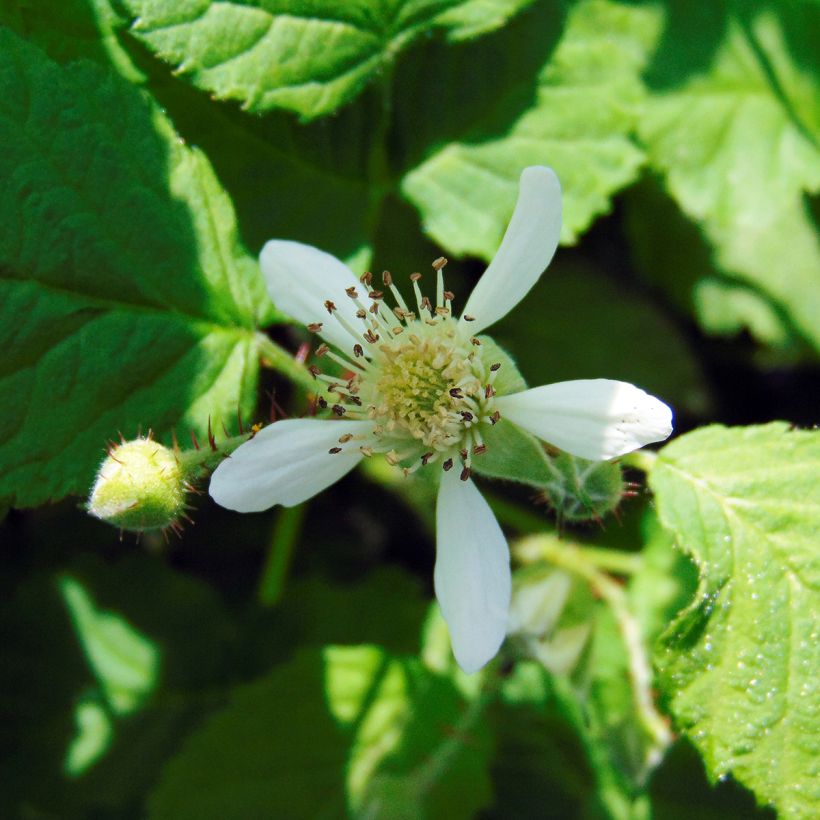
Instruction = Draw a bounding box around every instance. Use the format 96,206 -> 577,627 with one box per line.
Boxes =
0,0 -> 817,817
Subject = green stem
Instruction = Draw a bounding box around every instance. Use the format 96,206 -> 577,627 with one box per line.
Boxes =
257,504 -> 307,607
573,545 -> 643,576
621,449 -> 658,473
255,333 -> 317,395
177,432 -> 252,475
515,536 -> 672,764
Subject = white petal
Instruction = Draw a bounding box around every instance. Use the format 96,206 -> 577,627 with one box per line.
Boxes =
496,379 -> 673,461
209,419 -> 373,512
260,240 -> 364,354
459,166 -> 561,334
434,470 -> 511,673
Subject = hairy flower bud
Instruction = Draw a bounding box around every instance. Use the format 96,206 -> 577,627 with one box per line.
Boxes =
538,452 -> 625,523
87,438 -> 186,532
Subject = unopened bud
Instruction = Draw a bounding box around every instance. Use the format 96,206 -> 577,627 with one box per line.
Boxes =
508,569 -> 591,675
538,452 -> 625,523
87,438 -> 185,532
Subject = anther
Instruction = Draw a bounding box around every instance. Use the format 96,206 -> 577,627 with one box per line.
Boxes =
360,446 -> 373,457
421,452 -> 434,465
338,433 -> 354,443
420,296 -> 433,313
307,322 -> 323,333
471,337 -> 481,346
324,300 -> 336,313
490,362 -> 502,372
328,447 -> 342,454
356,308 -> 367,319
317,397 -> 328,408
316,344 -> 330,357
449,388 -> 463,398
490,410 -> 501,424
363,329 -> 380,343
443,458 -> 454,471
332,404 -> 346,416
410,272 -> 422,282
382,271 -> 393,286
360,271 -> 373,286
460,466 -> 471,481
461,411 -> 474,422
432,257 -> 447,270
485,384 -> 496,398
308,365 -> 320,379
353,344 -> 364,357
443,291 -> 455,301
345,286 -> 358,299
368,290 -> 384,300
463,314 -> 475,322
460,448 -> 469,461
473,444 -> 487,456
435,307 -> 450,317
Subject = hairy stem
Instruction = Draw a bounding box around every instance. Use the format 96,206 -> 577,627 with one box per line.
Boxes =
515,535 -> 672,765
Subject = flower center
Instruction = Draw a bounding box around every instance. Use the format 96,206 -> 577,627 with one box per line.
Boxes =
308,260 -> 502,478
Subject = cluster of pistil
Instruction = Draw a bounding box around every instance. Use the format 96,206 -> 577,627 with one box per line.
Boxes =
307,259 -> 502,480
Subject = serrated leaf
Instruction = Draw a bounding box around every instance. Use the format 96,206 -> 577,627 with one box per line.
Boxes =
650,423 -> 820,818
147,646 -> 492,820
0,31 -> 269,507
640,2 -> 820,352
121,0 -> 482,120
401,0 -> 662,257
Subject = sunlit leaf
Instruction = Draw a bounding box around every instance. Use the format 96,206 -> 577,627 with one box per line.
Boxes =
640,2 -> 820,352
650,423 -> 820,817
402,0 -> 662,257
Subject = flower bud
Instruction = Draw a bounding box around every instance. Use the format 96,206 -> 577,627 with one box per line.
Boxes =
539,452 -> 625,523
87,438 -> 186,532
508,569 -> 591,675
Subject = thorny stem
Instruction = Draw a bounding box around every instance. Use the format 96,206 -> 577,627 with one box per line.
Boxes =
485,491 -> 642,575
176,432 -> 252,474
255,332 -> 318,395
514,535 -> 672,768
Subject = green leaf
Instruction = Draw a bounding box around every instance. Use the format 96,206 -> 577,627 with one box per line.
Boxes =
147,646 -> 492,819
0,31 -> 269,507
121,0 -> 480,120
650,423 -> 820,817
640,2 -> 820,352
60,576 -> 160,715
401,0 -> 662,257
625,179 -> 806,356
0,0 -> 144,81
435,0 -> 537,41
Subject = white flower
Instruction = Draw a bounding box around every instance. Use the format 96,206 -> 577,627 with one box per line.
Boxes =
210,166 -> 673,673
